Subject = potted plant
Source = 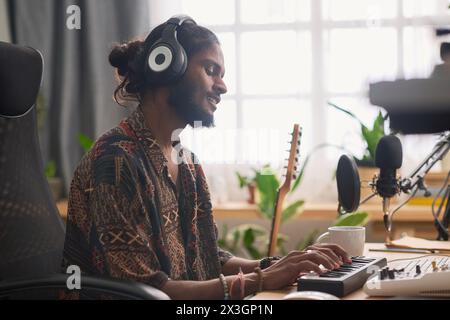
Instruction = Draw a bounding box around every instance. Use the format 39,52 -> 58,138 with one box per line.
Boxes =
236,172 -> 257,204
328,101 -> 386,166
225,164 -> 306,258
328,101 -> 387,203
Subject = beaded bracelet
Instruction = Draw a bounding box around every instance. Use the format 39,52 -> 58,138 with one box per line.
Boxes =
219,273 -> 230,300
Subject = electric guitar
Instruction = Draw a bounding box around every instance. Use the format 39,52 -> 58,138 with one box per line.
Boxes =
267,124 -> 302,257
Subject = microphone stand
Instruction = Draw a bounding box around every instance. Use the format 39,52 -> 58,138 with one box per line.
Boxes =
389,131 -> 450,240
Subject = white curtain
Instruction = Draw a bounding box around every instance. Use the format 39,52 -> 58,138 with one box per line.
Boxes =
0,0 -> 11,42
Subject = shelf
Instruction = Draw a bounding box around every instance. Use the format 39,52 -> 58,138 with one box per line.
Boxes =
212,202 -> 436,222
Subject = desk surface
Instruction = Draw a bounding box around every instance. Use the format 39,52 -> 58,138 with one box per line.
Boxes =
252,242 -> 449,300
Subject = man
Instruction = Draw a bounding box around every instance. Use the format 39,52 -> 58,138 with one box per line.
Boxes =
62,15 -> 351,300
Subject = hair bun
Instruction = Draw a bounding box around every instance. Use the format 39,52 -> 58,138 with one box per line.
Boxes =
109,40 -> 144,77
109,44 -> 130,76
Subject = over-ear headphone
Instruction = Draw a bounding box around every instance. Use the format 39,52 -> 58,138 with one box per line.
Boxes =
144,15 -> 196,85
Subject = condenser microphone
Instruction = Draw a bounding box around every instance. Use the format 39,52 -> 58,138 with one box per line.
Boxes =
374,135 -> 403,232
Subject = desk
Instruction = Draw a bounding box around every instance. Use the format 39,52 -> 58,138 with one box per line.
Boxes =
252,242 -> 449,300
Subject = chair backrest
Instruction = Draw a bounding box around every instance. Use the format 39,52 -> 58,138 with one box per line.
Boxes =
0,41 -> 66,281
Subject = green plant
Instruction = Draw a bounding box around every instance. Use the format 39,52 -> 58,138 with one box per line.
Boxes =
237,164 -> 305,223
333,211 -> 369,227
78,133 -> 94,153
218,224 -> 289,259
328,101 -> 386,166
224,164 -> 307,258
45,160 -> 56,178
226,145 -> 371,258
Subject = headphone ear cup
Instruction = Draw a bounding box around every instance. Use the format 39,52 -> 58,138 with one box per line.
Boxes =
147,44 -> 173,73
146,40 -> 187,85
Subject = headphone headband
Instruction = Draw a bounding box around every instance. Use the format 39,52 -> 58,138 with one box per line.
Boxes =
144,15 -> 196,47
166,15 -> 196,27
144,15 -> 196,85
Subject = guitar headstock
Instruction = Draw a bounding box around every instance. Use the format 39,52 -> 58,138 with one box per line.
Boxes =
279,124 -> 302,196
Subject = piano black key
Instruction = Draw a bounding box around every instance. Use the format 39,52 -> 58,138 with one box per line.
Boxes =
298,256 -> 387,297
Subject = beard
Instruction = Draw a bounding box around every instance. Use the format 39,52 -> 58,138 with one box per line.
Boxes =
168,78 -> 215,128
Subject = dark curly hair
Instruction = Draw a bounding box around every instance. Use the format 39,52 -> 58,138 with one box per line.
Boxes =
109,20 -> 220,107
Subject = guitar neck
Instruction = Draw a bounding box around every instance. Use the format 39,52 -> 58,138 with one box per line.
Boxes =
268,190 -> 287,257
266,123 -> 301,257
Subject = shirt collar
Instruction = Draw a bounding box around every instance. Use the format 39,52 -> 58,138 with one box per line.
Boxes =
125,105 -> 187,176
125,105 -> 168,175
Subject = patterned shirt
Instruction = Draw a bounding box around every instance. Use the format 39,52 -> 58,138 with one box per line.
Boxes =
62,106 -> 233,290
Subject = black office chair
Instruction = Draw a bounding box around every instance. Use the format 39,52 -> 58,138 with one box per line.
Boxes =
0,41 -> 169,300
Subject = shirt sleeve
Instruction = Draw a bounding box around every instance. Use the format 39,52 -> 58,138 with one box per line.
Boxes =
88,153 -> 169,289
213,222 -> 234,267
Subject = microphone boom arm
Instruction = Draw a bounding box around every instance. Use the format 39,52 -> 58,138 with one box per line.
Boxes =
399,132 -> 450,194
388,132 -> 450,238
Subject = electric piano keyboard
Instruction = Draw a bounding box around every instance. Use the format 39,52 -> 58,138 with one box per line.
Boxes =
297,256 -> 387,297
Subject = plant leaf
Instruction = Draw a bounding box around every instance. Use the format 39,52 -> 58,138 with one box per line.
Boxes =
78,133 -> 94,153
236,172 -> 250,188
243,228 -> 263,259
45,160 -> 56,178
333,212 -> 369,227
281,200 -> 304,223
328,101 -> 365,127
255,168 -> 279,219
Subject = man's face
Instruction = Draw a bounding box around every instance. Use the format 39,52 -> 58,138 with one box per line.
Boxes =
168,43 -> 227,128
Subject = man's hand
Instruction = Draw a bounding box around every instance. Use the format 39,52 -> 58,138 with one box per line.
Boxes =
305,243 -> 352,264
259,244 -> 351,291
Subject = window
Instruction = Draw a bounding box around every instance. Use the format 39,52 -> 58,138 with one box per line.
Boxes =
149,0 -> 450,203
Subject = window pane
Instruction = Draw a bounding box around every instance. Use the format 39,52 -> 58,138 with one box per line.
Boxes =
180,100 -> 237,164
215,32 -> 236,95
403,27 -> 441,79
322,0 -> 397,21
241,31 -> 311,94
403,0 -> 449,18
214,99 -> 237,129
181,0 -> 235,25
240,0 -> 310,24
325,28 -> 397,93
326,97 -> 383,160
241,99 -> 312,166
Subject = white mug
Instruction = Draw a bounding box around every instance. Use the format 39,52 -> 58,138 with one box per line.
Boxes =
316,226 -> 366,257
